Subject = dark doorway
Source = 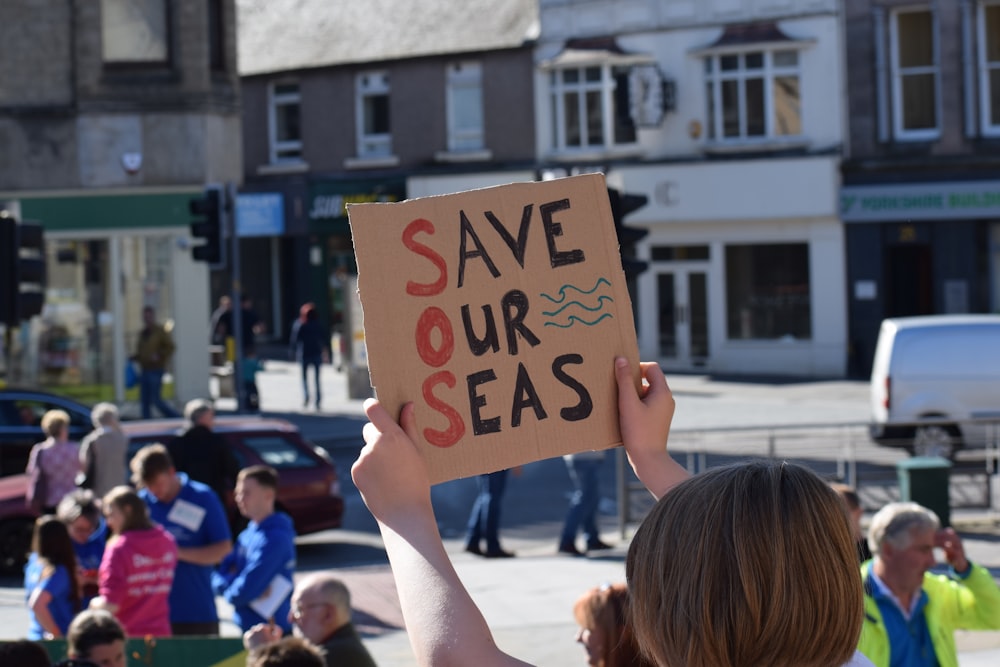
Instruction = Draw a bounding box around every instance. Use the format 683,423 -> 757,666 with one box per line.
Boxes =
884,244 -> 933,317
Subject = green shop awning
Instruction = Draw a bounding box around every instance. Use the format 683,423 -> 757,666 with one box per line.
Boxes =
20,191 -> 200,232
307,177 -> 406,235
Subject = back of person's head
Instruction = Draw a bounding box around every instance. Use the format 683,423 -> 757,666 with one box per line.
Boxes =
32,515 -> 80,609
867,501 -> 939,556
0,639 -> 52,667
130,443 -> 174,487
102,486 -> 153,533
90,402 -> 120,429
56,489 -> 101,527
247,637 -> 324,667
626,460 -> 862,667
573,583 -> 652,667
238,465 -> 279,491
66,610 -> 125,663
41,409 -> 70,438
299,302 -> 316,324
184,398 -> 214,424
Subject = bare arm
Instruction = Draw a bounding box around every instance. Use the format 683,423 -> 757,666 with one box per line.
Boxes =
352,401 -> 531,667
178,539 -> 232,566
615,357 -> 690,500
28,589 -> 62,638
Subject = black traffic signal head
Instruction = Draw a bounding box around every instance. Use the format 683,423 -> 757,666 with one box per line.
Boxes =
606,187 -> 650,279
189,186 -> 226,267
0,213 -> 47,326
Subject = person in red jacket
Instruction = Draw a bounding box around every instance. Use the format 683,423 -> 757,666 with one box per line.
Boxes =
91,486 -> 178,637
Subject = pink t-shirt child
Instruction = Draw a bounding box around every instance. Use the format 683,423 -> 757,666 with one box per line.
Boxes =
99,524 -> 178,637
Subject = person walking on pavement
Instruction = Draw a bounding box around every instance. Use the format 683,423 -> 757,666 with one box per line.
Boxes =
464,468 -> 517,558
167,398 -> 240,504
858,501 -> 1000,667
243,573 -> 378,667
78,402 -> 128,498
213,465 -> 297,634
289,303 -> 331,410
133,306 -> 180,418
558,451 -> 613,556
25,409 -> 81,515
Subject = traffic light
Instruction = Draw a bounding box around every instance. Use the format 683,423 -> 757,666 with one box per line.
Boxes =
0,212 -> 47,327
607,187 -> 649,280
189,185 -> 226,267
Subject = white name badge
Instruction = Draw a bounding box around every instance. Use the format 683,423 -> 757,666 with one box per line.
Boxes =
166,498 -> 206,533
250,573 -> 293,620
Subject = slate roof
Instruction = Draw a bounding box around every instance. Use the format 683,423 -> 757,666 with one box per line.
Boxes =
237,0 -> 540,76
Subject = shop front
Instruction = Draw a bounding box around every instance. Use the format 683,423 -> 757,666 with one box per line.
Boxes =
841,180 -> 999,376
8,190 -> 211,411
619,155 -> 847,377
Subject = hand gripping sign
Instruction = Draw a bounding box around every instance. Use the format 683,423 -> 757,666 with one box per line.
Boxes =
349,174 -> 640,484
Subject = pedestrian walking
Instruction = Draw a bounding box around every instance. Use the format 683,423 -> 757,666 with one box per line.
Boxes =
557,450 -> 613,556
167,398 -> 240,503
25,409 -> 81,515
289,303 -> 330,410
464,469 -> 516,558
78,402 -> 128,498
133,306 -> 180,418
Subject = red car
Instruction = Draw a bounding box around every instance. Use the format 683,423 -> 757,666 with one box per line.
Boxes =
0,416 -> 344,573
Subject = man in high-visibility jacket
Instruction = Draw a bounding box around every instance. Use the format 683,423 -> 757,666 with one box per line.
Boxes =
858,502 -> 1000,667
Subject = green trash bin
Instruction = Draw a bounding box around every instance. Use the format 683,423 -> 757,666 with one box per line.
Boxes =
897,456 -> 952,527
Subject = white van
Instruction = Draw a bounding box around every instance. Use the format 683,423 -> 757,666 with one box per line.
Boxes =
869,315 -> 1000,458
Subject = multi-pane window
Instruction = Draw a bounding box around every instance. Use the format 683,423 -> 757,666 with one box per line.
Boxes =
979,2 -> 1000,133
356,71 -> 391,158
269,82 -> 302,163
725,244 -> 811,340
101,0 -> 169,64
704,50 -> 801,141
549,65 -> 636,151
890,8 -> 939,139
446,62 -> 485,152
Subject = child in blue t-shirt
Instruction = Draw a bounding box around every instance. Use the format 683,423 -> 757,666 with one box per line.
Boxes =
24,517 -> 80,639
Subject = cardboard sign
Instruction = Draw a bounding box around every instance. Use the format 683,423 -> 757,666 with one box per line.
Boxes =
349,174 -> 640,484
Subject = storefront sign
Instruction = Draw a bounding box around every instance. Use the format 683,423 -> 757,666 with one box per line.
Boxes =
841,181 -> 1000,222
308,181 -> 405,220
236,193 -> 284,237
349,174 -> 640,484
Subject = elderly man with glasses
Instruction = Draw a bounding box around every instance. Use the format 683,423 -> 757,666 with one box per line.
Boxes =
244,572 -> 377,667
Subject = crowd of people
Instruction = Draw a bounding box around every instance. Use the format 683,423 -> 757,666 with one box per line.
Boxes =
11,395 -> 376,667
8,344 -> 1000,666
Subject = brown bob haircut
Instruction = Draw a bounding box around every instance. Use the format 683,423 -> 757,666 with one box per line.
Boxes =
625,460 -> 862,667
102,485 -> 154,533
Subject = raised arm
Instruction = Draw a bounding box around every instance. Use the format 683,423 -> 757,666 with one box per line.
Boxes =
352,400 -> 531,667
615,356 -> 689,500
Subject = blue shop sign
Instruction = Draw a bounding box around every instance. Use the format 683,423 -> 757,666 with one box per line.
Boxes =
236,193 -> 285,237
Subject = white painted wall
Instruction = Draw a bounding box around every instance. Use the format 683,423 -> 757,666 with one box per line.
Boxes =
407,171 -> 537,198
535,7 -> 844,161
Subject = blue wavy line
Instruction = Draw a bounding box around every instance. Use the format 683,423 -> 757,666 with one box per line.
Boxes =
542,313 -> 613,328
541,295 -> 614,317
539,277 -> 611,304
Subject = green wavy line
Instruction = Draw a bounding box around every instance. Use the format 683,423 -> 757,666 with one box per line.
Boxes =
542,313 -> 613,328
539,277 -> 611,304
541,295 -> 614,316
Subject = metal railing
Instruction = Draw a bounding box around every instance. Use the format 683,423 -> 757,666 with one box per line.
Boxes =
616,419 -> 1000,537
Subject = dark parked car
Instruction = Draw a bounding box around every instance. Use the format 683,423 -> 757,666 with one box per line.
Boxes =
123,416 -> 344,536
0,415 -> 344,574
0,389 -> 93,477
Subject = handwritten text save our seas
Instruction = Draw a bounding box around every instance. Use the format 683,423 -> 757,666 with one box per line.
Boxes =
402,196 -> 614,449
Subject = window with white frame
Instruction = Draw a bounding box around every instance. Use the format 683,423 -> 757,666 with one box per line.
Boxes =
979,2 -> 1000,133
269,82 -> 302,163
549,64 -> 636,151
446,62 -> 485,152
890,7 -> 939,140
356,71 -> 391,158
703,49 -> 801,142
